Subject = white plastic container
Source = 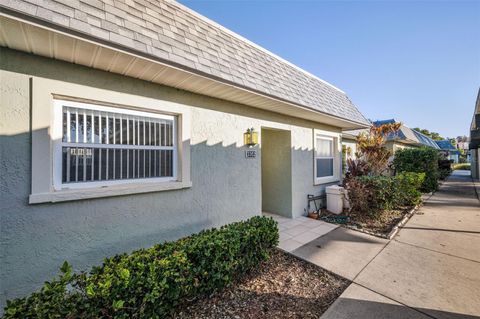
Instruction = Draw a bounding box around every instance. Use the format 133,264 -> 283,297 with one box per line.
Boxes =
326,185 -> 344,215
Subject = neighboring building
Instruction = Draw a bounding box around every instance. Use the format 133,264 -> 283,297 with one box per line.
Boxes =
342,119 -> 440,158
470,89 -> 480,180
372,119 -> 439,152
435,140 -> 460,163
458,141 -> 470,151
457,140 -> 471,162
0,0 -> 369,306
341,129 -> 363,160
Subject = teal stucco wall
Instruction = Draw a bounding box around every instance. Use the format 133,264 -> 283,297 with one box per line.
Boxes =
0,48 -> 340,308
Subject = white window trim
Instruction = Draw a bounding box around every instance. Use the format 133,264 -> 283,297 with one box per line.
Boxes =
29,77 -> 192,204
52,100 -> 178,190
314,129 -> 341,185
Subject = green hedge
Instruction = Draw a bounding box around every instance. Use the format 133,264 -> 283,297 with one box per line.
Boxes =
438,159 -> 452,180
393,147 -> 439,192
346,172 -> 425,218
395,172 -> 425,207
4,216 -> 278,319
452,163 -> 470,171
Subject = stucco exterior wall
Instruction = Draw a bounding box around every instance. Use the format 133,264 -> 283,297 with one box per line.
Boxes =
0,48 -> 341,307
384,141 -> 417,154
342,139 -> 357,159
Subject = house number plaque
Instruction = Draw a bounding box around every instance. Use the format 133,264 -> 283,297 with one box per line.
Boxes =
70,148 -> 93,157
245,150 -> 256,159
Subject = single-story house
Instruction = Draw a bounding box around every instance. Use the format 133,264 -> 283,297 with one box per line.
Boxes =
372,119 -> 440,152
342,119 -> 440,166
470,89 -> 480,180
0,0 -> 369,306
371,119 -> 439,153
435,140 -> 460,163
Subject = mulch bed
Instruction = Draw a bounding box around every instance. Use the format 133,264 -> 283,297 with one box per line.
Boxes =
171,249 -> 349,319
319,207 -> 413,237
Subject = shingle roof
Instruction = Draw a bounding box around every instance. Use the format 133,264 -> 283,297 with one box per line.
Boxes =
435,140 -> 456,151
371,119 -> 440,149
0,0 -> 369,125
412,130 -> 440,149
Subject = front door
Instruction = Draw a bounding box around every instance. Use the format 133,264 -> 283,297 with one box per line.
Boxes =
261,127 -> 292,217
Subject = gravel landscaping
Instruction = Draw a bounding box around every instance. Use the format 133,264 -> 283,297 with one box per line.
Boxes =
320,207 -> 413,237
171,249 -> 349,319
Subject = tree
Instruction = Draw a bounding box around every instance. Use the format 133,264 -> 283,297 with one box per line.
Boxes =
448,137 -> 457,146
356,122 -> 402,175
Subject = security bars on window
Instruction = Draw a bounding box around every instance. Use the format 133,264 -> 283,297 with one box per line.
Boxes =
60,104 -> 175,184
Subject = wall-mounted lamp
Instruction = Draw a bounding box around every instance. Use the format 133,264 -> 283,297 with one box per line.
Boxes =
243,128 -> 258,147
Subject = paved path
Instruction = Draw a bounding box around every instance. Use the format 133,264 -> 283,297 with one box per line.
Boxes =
319,171 -> 480,319
263,212 -> 338,252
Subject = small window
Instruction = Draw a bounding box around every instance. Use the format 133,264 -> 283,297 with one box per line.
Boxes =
55,100 -> 176,189
314,133 -> 339,184
315,137 -> 334,178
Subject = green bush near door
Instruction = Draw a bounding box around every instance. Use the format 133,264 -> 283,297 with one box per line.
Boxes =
393,147 -> 439,192
4,216 -> 279,319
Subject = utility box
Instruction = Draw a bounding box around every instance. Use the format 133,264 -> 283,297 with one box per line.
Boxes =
326,185 -> 344,215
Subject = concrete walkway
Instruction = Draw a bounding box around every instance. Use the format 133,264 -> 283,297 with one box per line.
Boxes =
263,212 -> 338,252
317,171 -> 480,319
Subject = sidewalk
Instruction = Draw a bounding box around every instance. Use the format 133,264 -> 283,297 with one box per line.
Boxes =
262,212 -> 338,252
319,171 -> 480,319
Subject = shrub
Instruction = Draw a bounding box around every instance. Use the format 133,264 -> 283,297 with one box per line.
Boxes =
395,172 -> 425,206
356,123 -> 401,175
345,172 -> 425,218
453,163 -> 471,171
346,175 -> 397,218
393,147 -> 439,192
344,158 -> 370,182
438,159 -> 452,180
344,177 -> 374,216
4,216 -> 278,319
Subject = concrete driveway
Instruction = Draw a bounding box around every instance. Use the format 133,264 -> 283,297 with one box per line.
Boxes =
307,171 -> 480,319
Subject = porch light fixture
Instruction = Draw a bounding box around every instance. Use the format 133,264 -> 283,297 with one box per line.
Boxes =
244,128 -> 258,147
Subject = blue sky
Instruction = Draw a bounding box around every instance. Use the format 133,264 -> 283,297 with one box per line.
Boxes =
180,0 -> 480,138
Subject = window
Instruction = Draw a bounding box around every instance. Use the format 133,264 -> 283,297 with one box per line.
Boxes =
315,137 -> 334,178
54,100 -> 176,189
314,132 -> 340,184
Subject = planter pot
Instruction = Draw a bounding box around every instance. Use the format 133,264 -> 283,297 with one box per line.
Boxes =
308,212 -> 319,219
